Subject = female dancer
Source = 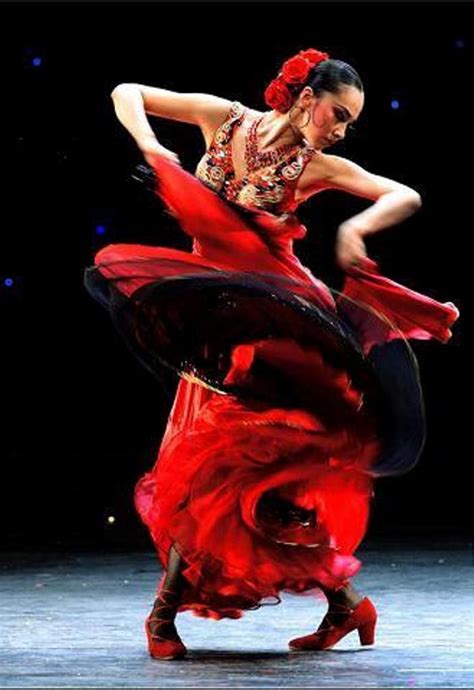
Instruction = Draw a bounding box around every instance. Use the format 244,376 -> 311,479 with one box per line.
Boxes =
85,48 -> 458,659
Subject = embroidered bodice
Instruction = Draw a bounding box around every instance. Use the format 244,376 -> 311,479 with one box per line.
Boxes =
196,101 -> 317,215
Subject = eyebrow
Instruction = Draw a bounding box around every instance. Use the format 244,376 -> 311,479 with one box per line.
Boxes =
335,104 -> 356,121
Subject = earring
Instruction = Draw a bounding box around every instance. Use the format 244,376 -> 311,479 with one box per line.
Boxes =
289,104 -> 310,129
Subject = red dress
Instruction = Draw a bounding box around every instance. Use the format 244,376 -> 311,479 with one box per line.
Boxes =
85,102 -> 458,620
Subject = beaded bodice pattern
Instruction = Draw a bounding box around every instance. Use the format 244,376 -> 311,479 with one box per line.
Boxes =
196,101 -> 317,215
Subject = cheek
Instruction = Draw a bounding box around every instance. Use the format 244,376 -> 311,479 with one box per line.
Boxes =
311,105 -> 332,130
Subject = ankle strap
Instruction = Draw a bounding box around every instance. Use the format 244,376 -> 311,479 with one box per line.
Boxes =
156,587 -> 179,600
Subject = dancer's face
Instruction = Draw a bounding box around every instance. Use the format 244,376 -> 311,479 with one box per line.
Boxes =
296,85 -> 364,150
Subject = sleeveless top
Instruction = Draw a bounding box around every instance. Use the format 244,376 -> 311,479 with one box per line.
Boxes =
195,101 -> 317,216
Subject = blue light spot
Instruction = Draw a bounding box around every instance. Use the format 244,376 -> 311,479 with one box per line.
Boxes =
95,224 -> 106,235
391,99 -> 400,110
32,57 -> 42,67
4,278 -> 14,287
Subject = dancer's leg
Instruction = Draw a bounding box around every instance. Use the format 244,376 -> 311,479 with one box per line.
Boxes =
148,544 -> 186,640
317,582 -> 364,628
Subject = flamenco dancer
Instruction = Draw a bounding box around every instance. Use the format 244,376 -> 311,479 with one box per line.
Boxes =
84,48 -> 459,659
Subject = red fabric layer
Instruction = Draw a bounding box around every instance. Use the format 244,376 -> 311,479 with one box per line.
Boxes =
93,156 -> 458,619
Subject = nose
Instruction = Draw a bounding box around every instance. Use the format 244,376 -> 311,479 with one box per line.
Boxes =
332,124 -> 346,141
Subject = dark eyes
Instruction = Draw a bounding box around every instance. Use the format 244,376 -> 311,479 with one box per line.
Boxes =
334,108 -> 348,123
335,108 -> 357,133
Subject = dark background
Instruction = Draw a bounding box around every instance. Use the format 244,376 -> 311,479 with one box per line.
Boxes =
1,4 -> 469,552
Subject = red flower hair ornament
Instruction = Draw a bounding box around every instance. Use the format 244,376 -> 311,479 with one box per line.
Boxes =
264,48 -> 330,113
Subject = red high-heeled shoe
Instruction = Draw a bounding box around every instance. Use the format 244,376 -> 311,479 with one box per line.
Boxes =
145,588 -> 187,660
288,597 -> 377,651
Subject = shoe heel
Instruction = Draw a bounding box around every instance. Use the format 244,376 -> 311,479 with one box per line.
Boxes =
358,620 -> 375,646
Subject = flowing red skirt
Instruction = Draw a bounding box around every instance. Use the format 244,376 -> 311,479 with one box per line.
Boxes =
87,158 -> 458,619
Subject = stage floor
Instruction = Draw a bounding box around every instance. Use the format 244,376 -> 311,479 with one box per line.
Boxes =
1,542 -> 472,688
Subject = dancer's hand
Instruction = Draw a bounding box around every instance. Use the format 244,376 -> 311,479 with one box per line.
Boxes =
336,221 -> 368,271
138,135 -> 181,167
